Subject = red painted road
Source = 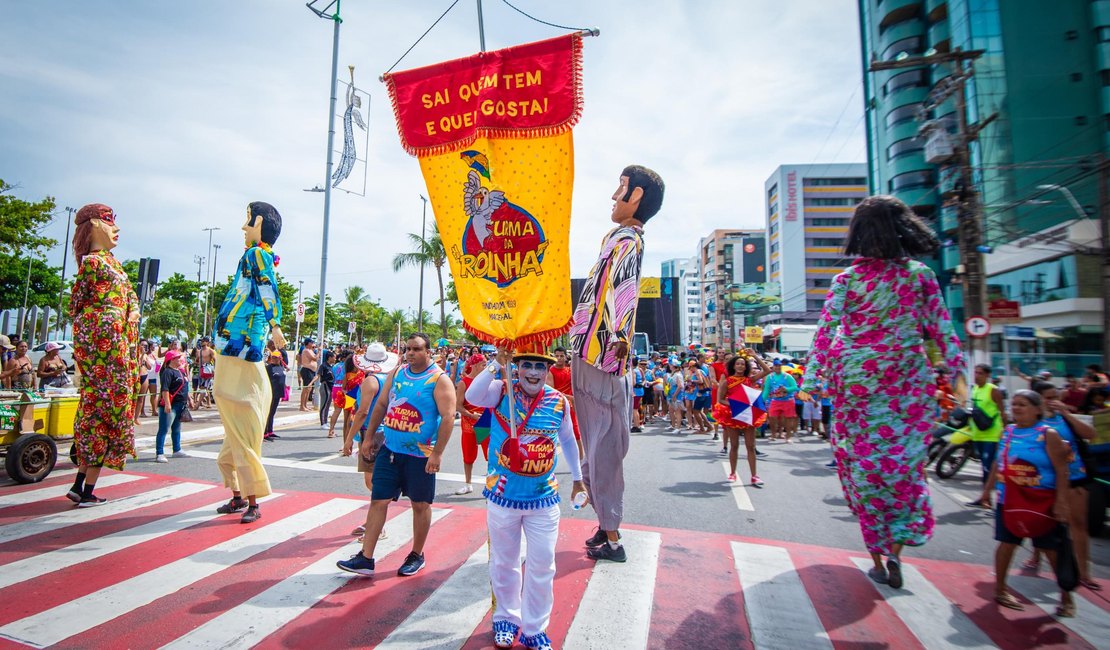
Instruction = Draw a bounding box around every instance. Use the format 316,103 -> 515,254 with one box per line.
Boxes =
0,471 -> 1106,649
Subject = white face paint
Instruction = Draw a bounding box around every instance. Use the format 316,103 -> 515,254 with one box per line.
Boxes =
517,359 -> 549,398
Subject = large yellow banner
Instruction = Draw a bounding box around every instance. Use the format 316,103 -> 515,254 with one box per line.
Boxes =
384,34 -> 583,346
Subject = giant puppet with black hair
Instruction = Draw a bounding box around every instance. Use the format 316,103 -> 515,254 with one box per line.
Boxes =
210,201 -> 285,524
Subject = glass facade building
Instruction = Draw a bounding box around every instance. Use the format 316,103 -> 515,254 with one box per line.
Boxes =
858,0 -> 1108,347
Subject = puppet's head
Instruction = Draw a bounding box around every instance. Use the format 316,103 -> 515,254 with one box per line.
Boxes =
612,165 -> 665,226
73,203 -> 119,262
243,201 -> 282,247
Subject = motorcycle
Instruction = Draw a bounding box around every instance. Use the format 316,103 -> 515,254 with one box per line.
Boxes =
933,407 -> 979,479
927,407 -> 969,466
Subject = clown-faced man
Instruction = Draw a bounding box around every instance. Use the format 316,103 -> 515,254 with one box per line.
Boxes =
211,202 -> 285,524
465,343 -> 585,650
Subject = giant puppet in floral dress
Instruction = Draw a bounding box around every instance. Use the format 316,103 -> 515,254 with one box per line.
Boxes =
67,203 -> 140,506
801,195 -> 964,589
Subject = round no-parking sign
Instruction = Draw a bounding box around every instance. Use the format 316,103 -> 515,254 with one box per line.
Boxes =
965,316 -> 990,338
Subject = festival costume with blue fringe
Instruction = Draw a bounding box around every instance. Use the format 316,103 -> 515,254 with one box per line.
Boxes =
482,383 -> 567,510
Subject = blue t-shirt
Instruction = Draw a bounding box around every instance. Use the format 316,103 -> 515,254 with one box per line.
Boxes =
381,364 -> 443,457
764,372 -> 798,402
1042,414 -> 1087,482
633,369 -> 645,397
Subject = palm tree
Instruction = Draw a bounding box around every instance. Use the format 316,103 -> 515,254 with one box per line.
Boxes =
392,223 -> 448,338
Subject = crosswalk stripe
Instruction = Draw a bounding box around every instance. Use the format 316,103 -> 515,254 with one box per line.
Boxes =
564,529 -> 661,649
1008,574 -> 1110,648
849,557 -> 996,649
732,541 -> 833,649
0,481 -> 211,545
181,449 -> 470,483
161,507 -> 451,650
0,497 -> 364,648
721,460 -> 754,510
0,473 -> 142,510
0,493 -> 281,591
378,541 -> 494,649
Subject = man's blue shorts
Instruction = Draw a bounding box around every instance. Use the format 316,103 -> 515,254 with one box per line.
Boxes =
694,392 -> 712,410
372,446 -> 436,504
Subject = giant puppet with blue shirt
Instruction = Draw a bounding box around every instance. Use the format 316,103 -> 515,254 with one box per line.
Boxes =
210,201 -> 285,525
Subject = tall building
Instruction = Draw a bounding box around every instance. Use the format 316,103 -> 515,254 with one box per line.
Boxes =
696,229 -> 767,346
763,164 -> 868,325
858,0 -> 1106,352
661,257 -> 701,345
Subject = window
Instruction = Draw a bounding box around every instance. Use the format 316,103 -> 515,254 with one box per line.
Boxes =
884,70 -> 927,96
887,137 -> 924,161
808,238 -> 844,247
811,217 -> 849,226
812,279 -> 831,288
807,299 -> 827,311
770,242 -> 779,253
767,184 -> 778,199
804,197 -> 858,206
886,103 -> 920,128
1099,26 -> 1110,42
882,36 -> 922,62
769,223 -> 779,236
804,177 -> 867,186
771,262 -> 780,273
808,259 -> 844,267
1102,70 -> 1110,86
890,170 -> 934,192
768,201 -> 779,216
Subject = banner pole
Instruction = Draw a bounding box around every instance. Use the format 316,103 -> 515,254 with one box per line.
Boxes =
476,0 -> 486,52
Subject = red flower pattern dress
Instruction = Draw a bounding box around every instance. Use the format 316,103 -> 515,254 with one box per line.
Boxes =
70,250 -> 140,470
801,258 -> 964,556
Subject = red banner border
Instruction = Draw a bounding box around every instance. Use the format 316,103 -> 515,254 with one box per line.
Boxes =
382,33 -> 584,158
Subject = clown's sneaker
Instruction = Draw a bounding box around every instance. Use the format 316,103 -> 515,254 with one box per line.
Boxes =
493,620 -> 519,649
521,631 -> 553,650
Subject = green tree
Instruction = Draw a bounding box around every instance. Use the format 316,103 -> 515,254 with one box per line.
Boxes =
142,297 -> 190,341
0,254 -> 62,312
392,223 -> 448,339
0,180 -> 57,256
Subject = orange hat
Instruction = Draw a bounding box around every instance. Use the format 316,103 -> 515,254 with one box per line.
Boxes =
512,340 -> 556,364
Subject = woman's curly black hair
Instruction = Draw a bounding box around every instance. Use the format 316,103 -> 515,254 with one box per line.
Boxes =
844,195 -> 939,259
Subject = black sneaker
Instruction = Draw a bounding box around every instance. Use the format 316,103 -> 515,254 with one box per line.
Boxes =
77,495 -> 107,508
240,506 -> 261,524
754,449 -> 768,458
337,551 -> 376,576
630,426 -> 642,433
66,489 -> 81,504
217,497 -> 248,514
713,433 -> 719,441
586,543 -> 627,563
397,551 -> 425,576
584,527 -> 621,548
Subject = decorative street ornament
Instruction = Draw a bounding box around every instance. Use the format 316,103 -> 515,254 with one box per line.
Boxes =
332,65 -> 366,188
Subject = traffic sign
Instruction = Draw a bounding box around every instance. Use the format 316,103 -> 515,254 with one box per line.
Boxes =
1003,325 -> 1036,340
295,302 -> 306,323
965,316 -> 990,338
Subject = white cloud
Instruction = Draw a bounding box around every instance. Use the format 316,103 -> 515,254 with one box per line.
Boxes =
0,0 -> 865,321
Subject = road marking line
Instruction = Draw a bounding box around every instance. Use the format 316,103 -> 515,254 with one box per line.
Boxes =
0,497 -> 365,648
0,481 -> 211,545
377,540 -> 494,650
0,473 -> 141,510
0,494 -> 282,590
850,557 -> 995,649
721,461 -> 754,511
161,507 -> 451,650
564,529 -> 661,649
1008,574 -> 1110,648
133,412 -> 319,450
308,452 -> 344,464
732,541 -> 833,649
180,449 -> 470,483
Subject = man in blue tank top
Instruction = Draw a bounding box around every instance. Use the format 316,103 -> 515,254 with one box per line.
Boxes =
337,333 -> 456,578
465,343 -> 585,650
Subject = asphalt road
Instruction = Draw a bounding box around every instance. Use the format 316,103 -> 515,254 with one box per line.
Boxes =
134,405 -> 1110,575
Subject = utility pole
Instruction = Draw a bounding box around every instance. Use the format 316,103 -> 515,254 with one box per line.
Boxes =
418,194 -> 428,332
209,244 -> 221,337
56,206 -> 75,339
295,280 -> 304,357
871,48 -> 994,367
201,226 -> 220,336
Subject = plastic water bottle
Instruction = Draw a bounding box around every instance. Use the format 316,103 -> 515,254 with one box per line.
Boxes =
572,491 -> 588,510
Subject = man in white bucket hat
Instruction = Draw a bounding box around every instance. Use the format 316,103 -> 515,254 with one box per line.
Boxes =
343,343 -> 400,542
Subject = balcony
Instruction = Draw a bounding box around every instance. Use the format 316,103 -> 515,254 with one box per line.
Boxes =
938,202 -> 959,232
925,0 -> 948,22
927,19 -> 949,51
879,19 -> 926,58
879,0 -> 924,30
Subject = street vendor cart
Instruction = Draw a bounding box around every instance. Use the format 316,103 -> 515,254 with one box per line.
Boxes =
0,389 -> 78,483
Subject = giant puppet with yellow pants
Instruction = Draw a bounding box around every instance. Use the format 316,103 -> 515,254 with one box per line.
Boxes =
210,202 -> 285,525
383,32 -> 590,650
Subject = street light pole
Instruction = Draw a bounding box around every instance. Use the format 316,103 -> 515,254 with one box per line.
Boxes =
295,280 -> 304,355
309,0 -> 343,350
201,226 -> 220,336
418,194 -> 428,332
56,206 -> 75,339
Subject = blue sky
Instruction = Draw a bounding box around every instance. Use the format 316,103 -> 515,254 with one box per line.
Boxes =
0,0 -> 865,317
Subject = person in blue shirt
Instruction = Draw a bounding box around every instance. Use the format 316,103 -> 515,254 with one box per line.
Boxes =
764,360 -> 799,442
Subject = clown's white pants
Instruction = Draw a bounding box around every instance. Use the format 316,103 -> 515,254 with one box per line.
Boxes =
487,500 -> 560,636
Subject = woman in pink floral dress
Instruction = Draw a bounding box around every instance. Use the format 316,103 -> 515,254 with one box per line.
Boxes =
801,195 -> 964,589
66,204 -> 140,507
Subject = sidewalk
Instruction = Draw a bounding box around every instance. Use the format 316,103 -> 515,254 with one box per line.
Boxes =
130,392 -> 320,452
